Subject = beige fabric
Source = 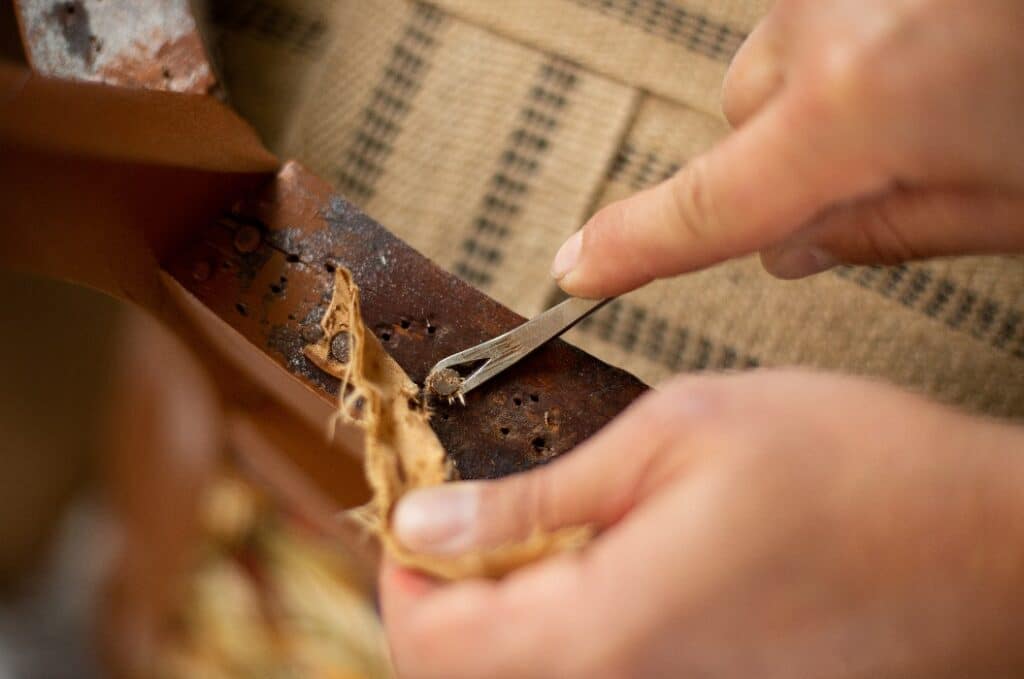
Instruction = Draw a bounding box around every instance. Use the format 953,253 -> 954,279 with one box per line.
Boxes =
428,0 -> 769,118
211,0 -> 337,150
564,96 -> 1024,417
285,0 -> 638,315
303,270 -> 589,579
212,0 -> 1024,429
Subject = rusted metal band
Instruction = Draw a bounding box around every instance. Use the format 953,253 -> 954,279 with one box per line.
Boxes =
165,162 -> 647,479
14,0 -> 217,94
13,0 -> 647,480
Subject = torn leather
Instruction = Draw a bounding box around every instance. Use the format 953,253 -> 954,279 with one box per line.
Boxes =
304,269 -> 590,579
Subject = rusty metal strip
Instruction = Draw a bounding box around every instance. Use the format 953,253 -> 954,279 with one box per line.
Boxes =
13,0 -> 648,479
14,0 -> 217,94
164,162 -> 647,479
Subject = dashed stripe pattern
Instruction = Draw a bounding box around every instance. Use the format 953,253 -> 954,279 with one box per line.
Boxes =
211,0 -> 329,55
572,0 -> 746,63
334,3 -> 445,203
453,58 -> 579,288
836,265 -> 1024,359
576,300 -> 759,372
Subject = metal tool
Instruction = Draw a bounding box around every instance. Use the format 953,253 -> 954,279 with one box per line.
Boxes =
425,296 -> 612,404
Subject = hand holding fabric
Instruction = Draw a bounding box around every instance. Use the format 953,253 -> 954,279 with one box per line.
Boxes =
382,372 -> 1024,678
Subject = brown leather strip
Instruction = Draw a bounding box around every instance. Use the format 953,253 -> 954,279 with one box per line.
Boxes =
164,162 -> 647,479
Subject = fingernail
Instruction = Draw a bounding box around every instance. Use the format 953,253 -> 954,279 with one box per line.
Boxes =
764,246 -> 837,280
392,485 -> 480,554
551,230 -> 583,281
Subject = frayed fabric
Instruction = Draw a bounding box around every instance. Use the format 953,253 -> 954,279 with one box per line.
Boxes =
304,270 -> 590,579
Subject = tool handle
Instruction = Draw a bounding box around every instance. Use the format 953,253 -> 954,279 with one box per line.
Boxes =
505,295 -> 611,359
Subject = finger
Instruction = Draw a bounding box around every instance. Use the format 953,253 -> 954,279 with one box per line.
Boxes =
552,96 -> 888,298
379,559 -> 450,677
391,385 -> 710,555
382,553 -> 593,679
384,371 -> 944,679
722,17 -> 788,128
381,560 -> 497,679
760,188 -> 1024,279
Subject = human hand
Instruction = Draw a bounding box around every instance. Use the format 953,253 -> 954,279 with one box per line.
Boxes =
381,371 -> 1024,678
552,0 -> 1024,298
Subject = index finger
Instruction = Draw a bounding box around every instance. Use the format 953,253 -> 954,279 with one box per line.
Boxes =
554,94 -> 887,298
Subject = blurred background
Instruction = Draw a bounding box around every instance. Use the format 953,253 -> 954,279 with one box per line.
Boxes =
1,5 -> 391,674
0,272 -> 119,678
0,5 -> 118,673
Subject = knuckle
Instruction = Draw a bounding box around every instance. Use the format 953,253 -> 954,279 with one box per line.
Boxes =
586,199 -> 627,240
658,373 -> 729,416
477,485 -> 523,544
487,470 -> 558,539
668,157 -> 720,245
519,471 -> 552,531
811,45 -> 870,111
648,375 -> 739,443
786,33 -> 874,126
630,380 -> 693,429
861,198 -> 920,263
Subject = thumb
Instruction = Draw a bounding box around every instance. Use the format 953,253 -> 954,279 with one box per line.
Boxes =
391,388 -> 690,555
761,189 -> 1024,279
551,97 -> 887,298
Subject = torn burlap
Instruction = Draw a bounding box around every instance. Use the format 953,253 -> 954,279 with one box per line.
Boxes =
211,0 -> 1024,420
303,270 -> 589,579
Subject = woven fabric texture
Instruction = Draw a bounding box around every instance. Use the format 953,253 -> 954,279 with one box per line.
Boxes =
210,0 -> 1024,419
